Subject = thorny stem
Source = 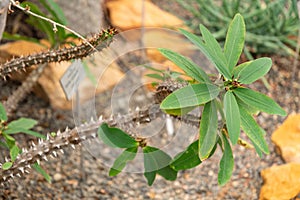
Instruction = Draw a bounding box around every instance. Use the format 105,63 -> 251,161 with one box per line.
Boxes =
3,63 -> 47,117
9,0 -> 97,51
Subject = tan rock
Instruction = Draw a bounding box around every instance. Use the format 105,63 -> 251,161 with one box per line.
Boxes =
272,114 -> 300,163
260,163 -> 300,200
106,0 -> 187,30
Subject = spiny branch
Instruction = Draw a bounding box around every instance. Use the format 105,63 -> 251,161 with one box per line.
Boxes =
0,80 -> 202,184
0,28 -> 117,79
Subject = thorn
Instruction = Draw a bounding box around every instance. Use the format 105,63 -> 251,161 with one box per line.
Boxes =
46,133 -> 50,140
135,106 -> 140,111
10,173 -> 14,178
60,149 -> 64,154
25,170 -> 30,174
71,144 -> 76,149
16,173 -> 21,177
31,141 -> 36,147
98,115 -> 103,121
38,139 -> 43,144
5,157 -> 9,162
91,133 -> 96,138
37,159 -> 40,165
65,127 -> 69,132
38,151 -> 43,156
19,167 -> 24,173
53,151 -> 57,157
3,176 -> 6,181
54,144 -> 61,149
90,117 -> 95,123
57,130 -> 61,136
42,155 -> 48,161
26,164 -> 31,169
81,135 -> 86,140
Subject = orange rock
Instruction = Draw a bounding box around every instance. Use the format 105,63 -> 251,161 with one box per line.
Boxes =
106,0 -> 187,30
260,163 -> 300,200
271,114 -> 300,163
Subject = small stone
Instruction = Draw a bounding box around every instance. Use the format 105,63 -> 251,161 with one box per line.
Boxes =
260,163 -> 300,200
53,173 -> 63,181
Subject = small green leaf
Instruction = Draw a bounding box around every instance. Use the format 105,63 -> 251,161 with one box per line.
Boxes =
3,133 -> 15,148
2,162 -> 13,170
237,58 -> 272,84
144,171 -> 156,186
0,103 -> 7,121
233,87 -> 286,116
199,101 -> 218,161
7,118 -> 37,130
158,48 -> 211,82
32,162 -> 51,183
171,140 -> 201,170
218,133 -> 234,186
98,123 -> 138,148
199,25 -> 231,80
160,83 -> 220,114
143,146 -> 172,172
224,13 -> 245,72
157,165 -> 177,181
239,106 -> 269,154
224,91 -> 240,144
10,145 -> 20,162
5,128 -> 46,139
109,147 -> 138,176
145,73 -> 164,81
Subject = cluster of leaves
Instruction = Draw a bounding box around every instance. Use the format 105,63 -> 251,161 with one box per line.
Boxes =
3,0 -> 74,47
176,0 -> 299,57
0,102 -> 51,182
102,13 -> 286,186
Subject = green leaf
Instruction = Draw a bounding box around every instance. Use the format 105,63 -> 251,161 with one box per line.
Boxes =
224,13 -> 245,72
160,83 -> 220,115
0,102 -> 7,121
144,171 -> 156,186
180,28 -> 231,79
239,106 -> 269,154
233,61 -> 250,78
7,118 -> 37,130
237,58 -> 272,84
145,73 -> 164,81
143,146 -> 172,172
218,133 -> 234,186
199,101 -> 218,161
98,123 -> 138,148
2,162 -> 12,170
199,25 -> 231,80
158,48 -> 210,82
233,87 -> 286,116
157,165 -> 177,181
236,96 -> 259,115
5,128 -> 46,139
10,145 -> 20,162
109,147 -> 138,176
224,91 -> 240,144
3,133 -> 15,148
170,140 -> 201,170
32,162 -> 51,183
